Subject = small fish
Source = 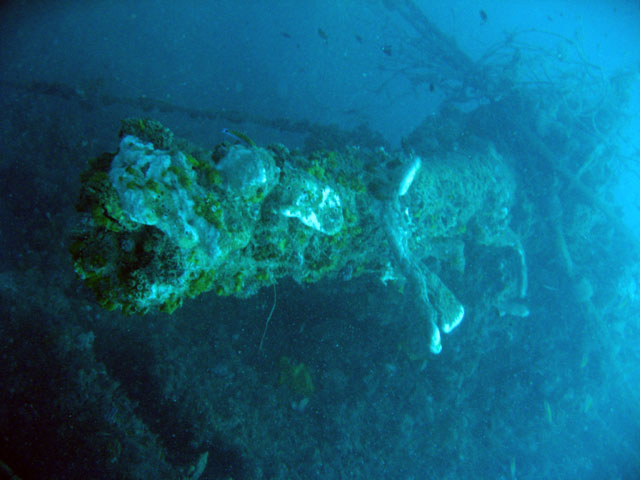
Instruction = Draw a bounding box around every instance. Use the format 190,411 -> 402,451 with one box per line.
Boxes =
479,10 -> 488,22
292,396 -> 310,412
355,34 -> 363,43
281,32 -> 292,39
429,83 -> 435,92
580,352 -> 588,368
221,128 -> 256,147
381,44 -> 393,56
544,400 -> 553,424
317,28 -> 328,41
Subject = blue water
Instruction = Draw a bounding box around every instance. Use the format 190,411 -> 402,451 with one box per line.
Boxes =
1,1 -> 639,479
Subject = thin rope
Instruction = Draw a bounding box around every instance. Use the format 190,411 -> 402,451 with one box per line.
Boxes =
258,283 -> 277,352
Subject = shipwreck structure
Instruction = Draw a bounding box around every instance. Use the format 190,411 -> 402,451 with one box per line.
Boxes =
71,117 -> 526,356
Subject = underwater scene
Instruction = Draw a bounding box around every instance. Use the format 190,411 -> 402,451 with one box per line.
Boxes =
1,1 -> 639,479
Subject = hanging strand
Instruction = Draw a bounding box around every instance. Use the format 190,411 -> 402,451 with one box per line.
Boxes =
258,284 -> 277,352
